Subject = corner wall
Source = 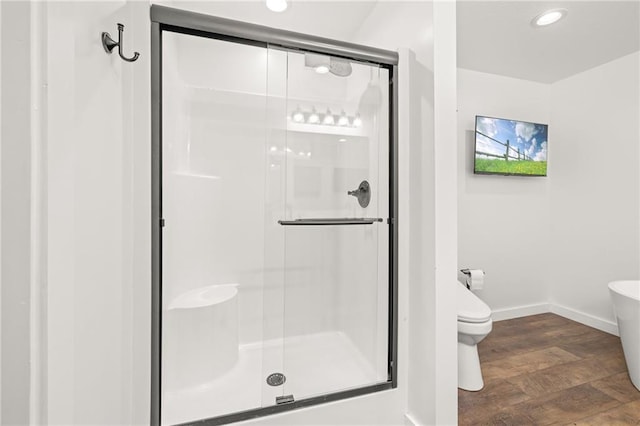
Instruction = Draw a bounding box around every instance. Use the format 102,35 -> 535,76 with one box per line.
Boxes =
457,52 -> 640,332
548,52 -> 640,328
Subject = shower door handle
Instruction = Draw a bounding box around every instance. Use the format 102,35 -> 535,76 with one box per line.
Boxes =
278,218 -> 384,226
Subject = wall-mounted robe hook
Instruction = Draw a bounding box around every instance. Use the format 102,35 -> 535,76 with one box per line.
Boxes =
102,23 -> 140,62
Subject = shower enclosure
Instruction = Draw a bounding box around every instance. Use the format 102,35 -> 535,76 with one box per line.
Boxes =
151,6 -> 398,425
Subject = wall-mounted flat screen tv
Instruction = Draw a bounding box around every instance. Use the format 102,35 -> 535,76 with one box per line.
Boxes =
474,115 -> 548,176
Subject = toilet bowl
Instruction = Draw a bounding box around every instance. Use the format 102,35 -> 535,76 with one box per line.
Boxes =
457,281 -> 492,391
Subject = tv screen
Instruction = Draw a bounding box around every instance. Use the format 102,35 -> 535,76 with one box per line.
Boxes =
474,115 -> 548,176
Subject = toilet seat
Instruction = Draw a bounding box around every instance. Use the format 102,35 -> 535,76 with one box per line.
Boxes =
458,318 -> 492,337
457,282 -> 491,323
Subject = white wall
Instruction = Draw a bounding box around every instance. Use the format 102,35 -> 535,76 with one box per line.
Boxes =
431,3 -> 458,424
352,2 -> 459,425
44,1 -> 149,424
354,3 -> 459,425
548,52 -> 640,327
130,3 -> 153,423
1,2 -> 32,424
457,52 -> 639,332
0,1 -> 2,416
457,68 -> 551,318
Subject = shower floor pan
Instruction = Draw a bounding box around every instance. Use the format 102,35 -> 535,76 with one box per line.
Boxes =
163,330 -> 379,425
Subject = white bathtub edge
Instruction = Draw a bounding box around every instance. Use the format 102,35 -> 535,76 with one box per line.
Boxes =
550,304 -> 619,336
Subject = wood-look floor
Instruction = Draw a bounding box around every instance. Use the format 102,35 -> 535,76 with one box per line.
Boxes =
459,313 -> 640,425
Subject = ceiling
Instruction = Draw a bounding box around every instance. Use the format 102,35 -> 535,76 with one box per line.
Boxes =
156,0 -> 379,41
457,1 -> 640,83
158,1 -> 639,84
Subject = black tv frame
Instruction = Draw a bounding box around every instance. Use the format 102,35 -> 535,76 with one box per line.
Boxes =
473,115 -> 548,177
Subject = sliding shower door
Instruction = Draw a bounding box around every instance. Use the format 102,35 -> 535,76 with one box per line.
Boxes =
153,7 -> 397,425
160,32 -> 274,425
272,50 -> 391,403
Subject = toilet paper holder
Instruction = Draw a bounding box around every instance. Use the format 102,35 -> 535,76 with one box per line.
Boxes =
460,268 -> 485,290
460,268 -> 485,275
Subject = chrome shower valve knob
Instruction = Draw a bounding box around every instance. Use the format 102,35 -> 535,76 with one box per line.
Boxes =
348,180 -> 371,208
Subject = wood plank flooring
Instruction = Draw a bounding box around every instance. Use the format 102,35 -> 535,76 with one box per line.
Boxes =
459,313 -> 640,425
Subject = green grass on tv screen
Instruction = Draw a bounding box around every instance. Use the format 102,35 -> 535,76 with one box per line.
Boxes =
475,158 -> 547,176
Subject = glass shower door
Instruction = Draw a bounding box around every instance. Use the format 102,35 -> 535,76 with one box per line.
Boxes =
158,23 -> 394,424
161,31 -> 277,424
274,50 -> 391,402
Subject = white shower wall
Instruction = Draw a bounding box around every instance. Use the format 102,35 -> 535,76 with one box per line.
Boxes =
162,32 -> 388,354
162,35 -> 269,345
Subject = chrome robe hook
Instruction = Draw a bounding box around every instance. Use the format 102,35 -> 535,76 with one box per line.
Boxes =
102,23 -> 140,62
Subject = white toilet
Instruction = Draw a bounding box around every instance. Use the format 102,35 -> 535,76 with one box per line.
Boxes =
457,281 -> 492,391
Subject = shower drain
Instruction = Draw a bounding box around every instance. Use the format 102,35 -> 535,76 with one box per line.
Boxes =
266,372 -> 286,386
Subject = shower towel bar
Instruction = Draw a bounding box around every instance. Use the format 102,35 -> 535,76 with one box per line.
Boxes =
278,218 -> 384,226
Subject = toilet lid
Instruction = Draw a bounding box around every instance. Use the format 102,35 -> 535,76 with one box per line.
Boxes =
457,282 -> 492,323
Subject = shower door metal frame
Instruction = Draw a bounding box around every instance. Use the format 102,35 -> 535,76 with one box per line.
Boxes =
150,5 -> 399,425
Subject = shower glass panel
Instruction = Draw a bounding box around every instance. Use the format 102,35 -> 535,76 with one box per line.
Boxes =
275,50 -> 390,402
161,32 -> 272,424
155,11 -> 395,425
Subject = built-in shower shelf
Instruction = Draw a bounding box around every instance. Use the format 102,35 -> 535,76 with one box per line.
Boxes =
287,122 -> 366,137
172,171 -> 222,180
184,87 -> 368,138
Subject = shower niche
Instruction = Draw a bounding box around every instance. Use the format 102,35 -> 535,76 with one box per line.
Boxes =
152,6 -> 397,425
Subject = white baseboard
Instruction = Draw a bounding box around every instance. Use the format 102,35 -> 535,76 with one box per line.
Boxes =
490,303 -> 619,336
550,304 -> 619,336
491,303 -> 550,322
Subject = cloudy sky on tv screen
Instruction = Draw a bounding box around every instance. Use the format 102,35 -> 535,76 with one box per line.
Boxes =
476,116 -> 548,162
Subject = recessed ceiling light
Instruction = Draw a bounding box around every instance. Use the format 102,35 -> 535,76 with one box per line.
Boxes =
266,0 -> 288,13
532,8 -> 568,27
